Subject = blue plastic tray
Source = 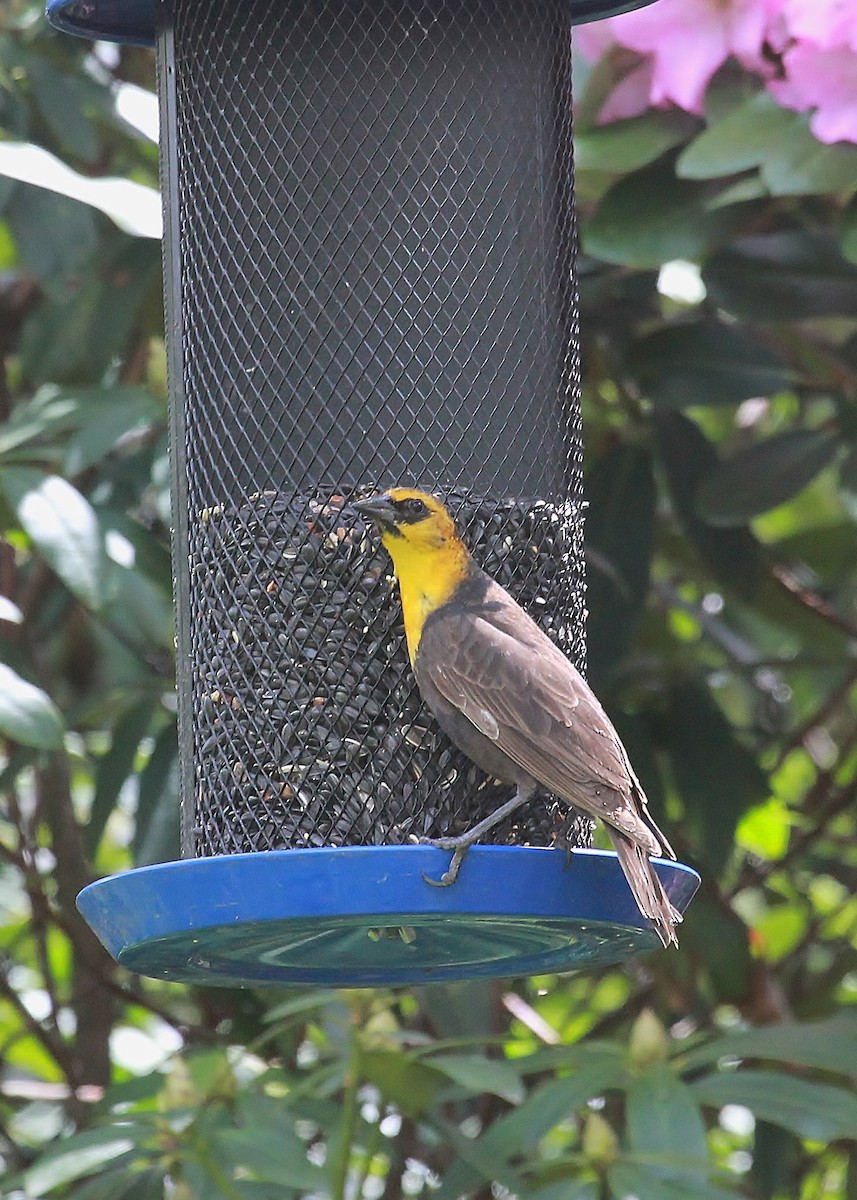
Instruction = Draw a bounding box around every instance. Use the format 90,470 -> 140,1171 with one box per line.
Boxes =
77,845 -> 700,986
46,0 -> 658,47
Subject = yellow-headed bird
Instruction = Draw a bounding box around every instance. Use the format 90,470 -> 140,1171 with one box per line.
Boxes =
354,487 -> 681,948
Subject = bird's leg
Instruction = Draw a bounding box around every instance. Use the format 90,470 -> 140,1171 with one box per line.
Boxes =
421,784 -> 537,887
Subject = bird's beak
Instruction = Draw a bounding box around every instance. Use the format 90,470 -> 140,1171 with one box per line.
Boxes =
353,494 -> 397,529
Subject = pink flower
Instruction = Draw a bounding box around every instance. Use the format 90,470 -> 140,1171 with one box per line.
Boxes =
594,0 -> 772,113
573,19 -> 616,62
770,42 -> 857,143
779,0 -> 857,51
597,61 -> 657,123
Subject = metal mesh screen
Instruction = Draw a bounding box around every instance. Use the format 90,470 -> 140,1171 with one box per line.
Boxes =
161,0 -> 589,858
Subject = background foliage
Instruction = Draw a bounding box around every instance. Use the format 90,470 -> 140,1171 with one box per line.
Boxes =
1,3 -> 857,1198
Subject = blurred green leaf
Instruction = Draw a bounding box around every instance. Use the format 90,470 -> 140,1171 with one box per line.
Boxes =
0,388 -> 80,463
773,521 -> 857,579
735,797 -> 791,860
576,112 -> 698,175
680,1010 -> 857,1074
1,468 -> 107,609
20,1127 -> 143,1196
19,237 -> 162,386
86,697 -> 159,856
62,386 -> 161,475
751,1121 -> 801,1200
704,231 -> 857,320
626,1063 -> 708,1165
843,194 -> 857,264
583,164 -> 738,268
677,94 -> 797,180
752,904 -> 807,962
679,887 -> 752,1002
0,662 -> 64,750
525,1178 -> 599,1200
661,680 -> 768,874
133,718 -> 180,866
478,1045 -> 625,1158
5,183 -> 97,287
586,443 -> 656,686
691,1071 -> 857,1140
652,412 -> 763,599
213,1125 -> 322,1190
362,1049 -> 443,1117
627,324 -> 794,408
761,121 -> 857,196
608,1162 -> 740,1200
429,1053 -> 525,1104
64,1167 -> 166,1200
210,1092 -> 324,1190
25,55 -> 100,163
695,429 -> 839,526
840,444 -> 857,518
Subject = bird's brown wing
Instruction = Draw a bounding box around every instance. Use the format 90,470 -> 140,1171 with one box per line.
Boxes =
418,590 -> 672,857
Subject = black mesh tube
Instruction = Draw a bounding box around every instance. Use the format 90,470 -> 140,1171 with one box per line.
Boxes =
157,0 -> 589,858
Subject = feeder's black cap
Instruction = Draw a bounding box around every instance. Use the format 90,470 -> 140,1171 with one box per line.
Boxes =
46,0 -> 661,47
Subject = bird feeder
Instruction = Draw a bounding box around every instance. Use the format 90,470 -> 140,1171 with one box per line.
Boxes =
47,0 -> 699,986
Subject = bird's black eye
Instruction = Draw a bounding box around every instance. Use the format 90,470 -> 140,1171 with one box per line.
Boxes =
399,497 -> 428,521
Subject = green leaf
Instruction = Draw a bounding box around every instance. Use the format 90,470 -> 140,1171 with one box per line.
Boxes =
0,662 -> 64,750
627,324 -> 794,408
0,389 -> 80,463
680,1010 -> 857,1075
626,1063 -> 708,1166
704,174 -> 768,210
751,1121 -> 800,1200
479,1045 -> 625,1157
695,430 -> 839,526
362,1049 -> 443,1117
735,797 -> 791,860
677,93 -> 797,181
18,237 -> 163,387
211,1092 -> 324,1190
761,119 -> 857,196
576,112 -> 698,175
608,1163 -> 740,1200
843,194 -> 857,264
430,1116 -> 526,1196
5,183 -> 98,287
583,164 -> 737,269
134,719 -> 181,866
585,443 -> 656,687
214,1127 -> 322,1190
25,55 -> 100,163
21,1128 -> 139,1196
1,468 -> 107,609
428,1053 -> 525,1104
703,231 -> 857,320
526,1179 -> 599,1200
64,1167 -> 166,1200
86,697 -> 159,857
62,387 -> 161,475
681,98 -> 857,198
691,1071 -> 857,1141
840,444 -> 857,519
773,521 -> 857,579
660,680 -> 768,875
652,412 -> 763,599
232,1185 -> 301,1200
263,991 -> 341,1024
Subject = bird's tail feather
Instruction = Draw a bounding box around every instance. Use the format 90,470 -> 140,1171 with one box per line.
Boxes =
608,829 -> 682,949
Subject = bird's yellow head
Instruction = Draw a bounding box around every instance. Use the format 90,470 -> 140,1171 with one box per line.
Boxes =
354,487 -> 472,661
355,487 -> 457,554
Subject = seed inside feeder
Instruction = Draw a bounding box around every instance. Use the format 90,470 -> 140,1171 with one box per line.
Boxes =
188,489 -> 593,857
